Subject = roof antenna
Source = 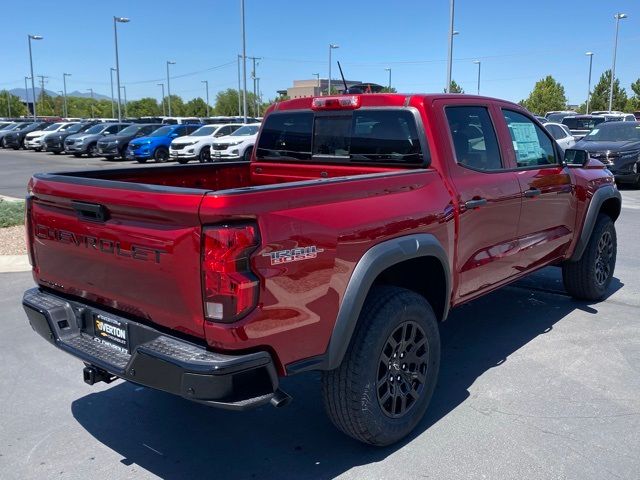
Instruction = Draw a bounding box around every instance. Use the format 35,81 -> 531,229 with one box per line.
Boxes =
337,61 -> 348,92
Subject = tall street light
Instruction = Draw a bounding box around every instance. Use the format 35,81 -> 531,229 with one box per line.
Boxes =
237,54 -> 242,116
240,0 -> 247,123
88,88 -> 95,119
201,80 -> 210,117
28,34 -> 43,120
608,13 -> 627,112
585,52 -> 594,114
157,83 -> 166,116
120,85 -> 128,118
62,73 -> 71,118
110,67 -> 117,118
113,16 -> 129,122
166,60 -> 175,116
473,60 -> 481,95
24,76 -> 31,116
328,44 -> 339,95
384,68 -> 391,90
446,0 -> 455,93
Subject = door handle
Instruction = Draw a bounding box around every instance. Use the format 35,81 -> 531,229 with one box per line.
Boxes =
464,198 -> 488,209
523,188 -> 541,198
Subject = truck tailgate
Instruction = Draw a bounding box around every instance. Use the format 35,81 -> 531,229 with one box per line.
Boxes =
29,176 -> 207,339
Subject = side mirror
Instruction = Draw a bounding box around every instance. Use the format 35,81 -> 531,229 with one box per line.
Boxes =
102,131 -> 110,136
564,149 -> 590,168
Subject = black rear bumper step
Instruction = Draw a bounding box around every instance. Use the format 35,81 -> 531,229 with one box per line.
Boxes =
23,288 -> 280,410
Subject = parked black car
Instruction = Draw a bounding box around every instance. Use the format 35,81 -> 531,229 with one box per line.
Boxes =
97,123 -> 162,160
43,121 -> 100,154
0,122 -> 34,148
575,121 -> 640,187
3,122 -> 51,149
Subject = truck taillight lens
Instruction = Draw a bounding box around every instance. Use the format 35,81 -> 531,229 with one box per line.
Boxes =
24,195 -> 35,267
311,95 -> 361,110
202,224 -> 260,323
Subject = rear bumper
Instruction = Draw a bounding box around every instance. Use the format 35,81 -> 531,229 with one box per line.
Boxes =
22,288 -> 279,410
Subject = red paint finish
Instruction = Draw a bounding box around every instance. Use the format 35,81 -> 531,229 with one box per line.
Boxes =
27,93 -> 617,375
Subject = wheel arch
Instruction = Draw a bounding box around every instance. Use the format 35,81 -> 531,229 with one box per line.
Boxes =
286,234 -> 451,374
569,185 -> 621,262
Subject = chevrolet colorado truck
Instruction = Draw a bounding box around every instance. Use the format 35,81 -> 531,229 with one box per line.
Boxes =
22,93 -> 621,446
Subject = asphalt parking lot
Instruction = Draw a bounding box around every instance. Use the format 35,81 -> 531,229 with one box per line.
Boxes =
0,148 -> 179,199
0,148 -> 639,479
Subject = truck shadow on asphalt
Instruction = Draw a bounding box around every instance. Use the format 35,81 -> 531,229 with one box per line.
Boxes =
71,267 -> 622,480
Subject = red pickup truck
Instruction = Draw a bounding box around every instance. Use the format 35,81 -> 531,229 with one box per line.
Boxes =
23,93 -> 621,446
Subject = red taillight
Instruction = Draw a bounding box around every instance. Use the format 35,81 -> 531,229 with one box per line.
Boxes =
24,195 -> 35,267
311,95 -> 361,110
202,224 -> 260,323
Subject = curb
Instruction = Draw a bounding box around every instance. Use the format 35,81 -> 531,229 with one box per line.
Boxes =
0,195 -> 23,203
0,255 -> 31,273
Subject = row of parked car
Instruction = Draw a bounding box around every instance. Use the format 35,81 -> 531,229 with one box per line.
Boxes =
0,118 -> 262,163
539,110 -> 640,188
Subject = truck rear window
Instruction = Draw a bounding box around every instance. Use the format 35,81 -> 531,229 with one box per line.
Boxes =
256,110 -> 426,165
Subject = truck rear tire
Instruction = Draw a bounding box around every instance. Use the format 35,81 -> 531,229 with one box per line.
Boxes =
562,213 -> 616,300
321,286 -> 440,446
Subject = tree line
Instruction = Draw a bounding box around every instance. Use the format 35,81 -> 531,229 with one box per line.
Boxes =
519,71 -> 640,115
0,88 -> 271,118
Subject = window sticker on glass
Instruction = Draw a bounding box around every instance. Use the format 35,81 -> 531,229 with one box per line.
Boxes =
509,122 -> 543,163
588,129 -> 599,136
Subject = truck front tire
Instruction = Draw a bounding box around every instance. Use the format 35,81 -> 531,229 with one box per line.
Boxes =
562,213 -> 617,300
321,286 -> 440,446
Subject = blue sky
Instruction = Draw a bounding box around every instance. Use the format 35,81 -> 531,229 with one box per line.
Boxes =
1,0 -> 639,106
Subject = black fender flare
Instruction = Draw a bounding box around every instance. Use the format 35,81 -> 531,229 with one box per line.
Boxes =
569,185 -> 621,262
287,234 -> 451,374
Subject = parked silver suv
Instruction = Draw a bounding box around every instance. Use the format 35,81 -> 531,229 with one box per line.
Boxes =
64,122 -> 131,157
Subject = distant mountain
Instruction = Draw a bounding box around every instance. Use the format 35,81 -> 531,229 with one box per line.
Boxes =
9,87 -> 111,101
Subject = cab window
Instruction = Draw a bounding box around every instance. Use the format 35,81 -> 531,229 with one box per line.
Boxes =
445,106 -> 503,171
502,110 -> 557,167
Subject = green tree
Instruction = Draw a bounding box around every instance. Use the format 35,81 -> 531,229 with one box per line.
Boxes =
587,70 -> 627,112
213,89 -> 262,117
127,97 -> 161,117
519,75 -> 567,115
0,91 -> 29,117
184,97 -> 209,116
379,87 -> 398,93
445,80 -> 464,94
165,95 -> 185,116
626,78 -> 640,111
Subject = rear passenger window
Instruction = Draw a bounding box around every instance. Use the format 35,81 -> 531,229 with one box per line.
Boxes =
502,110 -> 557,167
547,125 -> 566,140
445,106 -> 502,171
175,126 -> 187,136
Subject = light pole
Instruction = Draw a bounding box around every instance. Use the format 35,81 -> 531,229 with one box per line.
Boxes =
88,88 -> 95,119
201,80 -> 210,117
446,0 -> 455,93
113,16 -> 129,122
328,44 -> 339,95
608,13 -> 627,112
166,60 -> 175,116
585,52 -> 594,114
63,73 -> 71,118
110,67 -> 116,118
120,85 -> 128,118
157,83 -> 166,116
240,0 -> 247,123
237,54 -> 242,116
384,68 -> 391,90
28,34 -> 43,119
24,77 -> 30,116
473,60 -> 481,95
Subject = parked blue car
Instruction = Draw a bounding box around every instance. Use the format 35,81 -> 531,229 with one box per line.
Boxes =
126,124 -> 202,163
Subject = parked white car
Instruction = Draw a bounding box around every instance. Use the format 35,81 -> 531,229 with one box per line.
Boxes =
543,122 -> 576,151
169,123 -> 243,163
210,123 -> 261,161
25,122 -> 78,151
